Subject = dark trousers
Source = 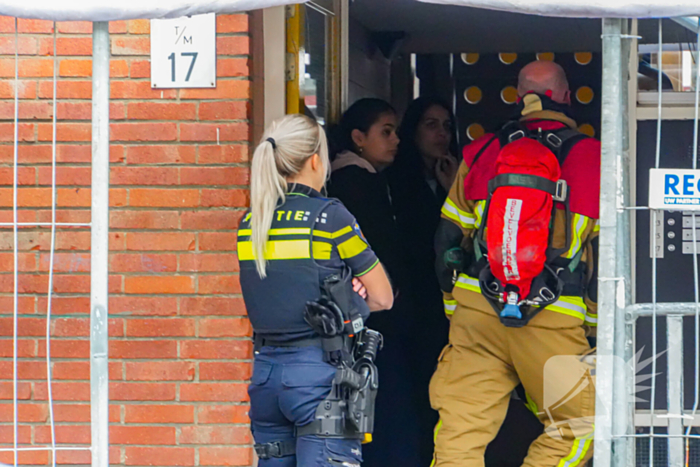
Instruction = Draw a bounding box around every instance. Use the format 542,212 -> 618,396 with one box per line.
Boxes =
248,346 -> 363,467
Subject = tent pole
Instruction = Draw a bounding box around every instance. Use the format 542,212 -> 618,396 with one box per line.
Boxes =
90,21 -> 110,467
596,17 -> 632,467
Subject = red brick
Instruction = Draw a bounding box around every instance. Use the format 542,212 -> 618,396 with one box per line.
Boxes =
197,405 -> 250,424
0,382 -> 31,400
199,101 -> 248,120
112,37 -> 150,55
199,233 -> 237,251
0,450 -> 49,465
127,102 -> 196,120
56,448 -> 121,465
0,252 -> 36,271
110,21 -> 128,34
56,37 -> 92,56
111,253 -> 177,273
0,79 -> 36,99
52,403 -> 119,423
126,232 -> 196,251
129,189 -> 199,208
37,252 -> 89,273
111,81 -> 176,99
180,383 -> 249,402
180,123 -> 249,142
111,60 -> 130,77
0,339 -> 36,357
200,447 -> 252,466
58,59 -> 92,77
111,382 -> 177,401
0,100 -> 52,120
0,36 -> 38,55
111,211 -> 180,230
110,296 -> 178,317
217,36 -> 250,55
125,447 -> 194,466
199,145 -> 249,164
180,426 -> 251,445
217,58 -> 249,78
0,425 -> 32,443
34,382 -> 90,401
39,339 -> 88,359
180,211 -> 240,230
201,189 -> 250,208
126,145 -> 196,165
57,22 -> 92,34
217,15 -> 249,33
111,123 -> 178,142
111,426 -> 176,445
180,340 -> 251,360
39,80 -> 91,99
37,166 -> 92,185
111,166 -> 179,186
38,122 -> 90,141
199,275 -> 241,294
180,80 -> 249,99
179,254 -> 239,273
126,318 -> 195,337
35,424 -> 91,444
0,122 -> 34,142
109,340 -> 178,359
0,16 -> 13,33
183,167 -> 248,186
39,296 -> 89,315
180,297 -> 246,316
199,362 -> 252,381
130,60 -> 150,78
0,403 -> 48,422
17,18 -> 53,33
19,58 -> 53,77
200,319 -> 251,338
125,276 -> 195,294
126,361 -> 195,381
51,361 -> 89,380
128,19 -> 151,35
124,404 -> 194,424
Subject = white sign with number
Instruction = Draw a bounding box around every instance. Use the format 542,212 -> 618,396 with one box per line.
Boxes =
151,13 -> 216,89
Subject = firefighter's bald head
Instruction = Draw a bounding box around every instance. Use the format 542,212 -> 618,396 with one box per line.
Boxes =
517,60 -> 571,105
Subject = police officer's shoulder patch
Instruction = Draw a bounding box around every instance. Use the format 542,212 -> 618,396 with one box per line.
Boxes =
353,221 -> 367,243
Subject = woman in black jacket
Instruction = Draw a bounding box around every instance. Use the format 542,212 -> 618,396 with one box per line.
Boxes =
328,98 -> 421,467
387,97 -> 459,466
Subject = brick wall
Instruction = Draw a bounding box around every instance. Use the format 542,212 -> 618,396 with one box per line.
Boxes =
0,15 -> 253,466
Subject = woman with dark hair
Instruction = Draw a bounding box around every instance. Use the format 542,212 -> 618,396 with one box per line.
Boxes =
387,97 -> 459,466
328,98 -> 422,467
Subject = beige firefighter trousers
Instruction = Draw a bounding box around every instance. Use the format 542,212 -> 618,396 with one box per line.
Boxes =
429,299 -> 595,467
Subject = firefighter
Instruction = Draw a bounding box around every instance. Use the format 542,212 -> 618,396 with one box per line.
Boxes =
238,114 -> 393,467
431,60 -> 600,467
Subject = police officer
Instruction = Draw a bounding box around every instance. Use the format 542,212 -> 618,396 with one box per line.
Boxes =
238,114 -> 394,467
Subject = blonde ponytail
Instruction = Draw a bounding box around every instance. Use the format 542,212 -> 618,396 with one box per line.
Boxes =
250,114 -> 329,278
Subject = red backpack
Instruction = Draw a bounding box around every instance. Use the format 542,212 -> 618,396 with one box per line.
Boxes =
470,121 -> 587,327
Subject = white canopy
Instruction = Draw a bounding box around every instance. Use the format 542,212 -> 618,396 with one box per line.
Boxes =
419,0 -> 700,18
0,0 -> 698,22
0,0 -> 305,21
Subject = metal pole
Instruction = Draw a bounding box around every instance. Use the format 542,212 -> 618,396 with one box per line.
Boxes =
90,21 -> 110,467
596,18 -> 631,467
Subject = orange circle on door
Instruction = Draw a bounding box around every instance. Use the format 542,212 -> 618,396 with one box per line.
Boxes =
576,86 -> 594,104
537,52 -> 555,62
466,123 -> 485,141
461,53 -> 480,65
575,52 -> 593,65
501,86 -> 519,104
499,53 -> 518,65
464,86 -> 482,104
578,124 -> 595,137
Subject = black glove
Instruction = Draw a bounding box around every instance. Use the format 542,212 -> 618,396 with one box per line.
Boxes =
304,297 -> 344,338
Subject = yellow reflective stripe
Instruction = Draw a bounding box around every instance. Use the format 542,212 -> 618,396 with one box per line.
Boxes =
314,225 -> 353,239
524,392 -> 539,417
238,228 -> 311,237
454,274 -> 481,293
593,220 -> 600,233
564,214 -> 589,259
312,241 -> 332,260
338,236 -> 368,259
442,198 -> 476,229
547,296 -> 587,321
443,299 -> 457,316
430,419 -> 443,467
238,240 -> 312,261
585,311 -> 598,326
474,200 -> 486,229
557,430 -> 594,467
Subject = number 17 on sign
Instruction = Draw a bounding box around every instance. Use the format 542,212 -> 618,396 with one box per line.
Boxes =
151,13 -> 216,89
